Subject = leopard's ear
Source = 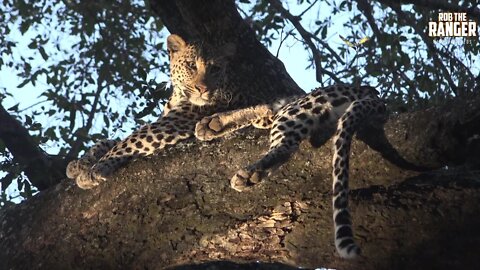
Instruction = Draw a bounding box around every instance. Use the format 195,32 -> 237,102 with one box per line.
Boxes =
167,34 -> 187,56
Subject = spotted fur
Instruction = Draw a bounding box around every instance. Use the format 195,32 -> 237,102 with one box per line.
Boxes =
195,85 -> 385,258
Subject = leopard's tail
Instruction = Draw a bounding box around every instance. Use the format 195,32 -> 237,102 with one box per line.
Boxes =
331,148 -> 361,259
332,122 -> 360,259
331,97 -> 385,258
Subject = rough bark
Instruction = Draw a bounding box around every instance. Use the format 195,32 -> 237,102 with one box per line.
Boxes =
1,98 -> 480,270
0,104 -> 65,190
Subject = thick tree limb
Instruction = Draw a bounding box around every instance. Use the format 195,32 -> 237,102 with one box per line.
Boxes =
1,98 -> 480,269
0,104 -> 65,190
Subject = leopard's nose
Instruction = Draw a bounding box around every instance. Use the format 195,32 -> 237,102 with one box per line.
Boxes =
195,84 -> 208,94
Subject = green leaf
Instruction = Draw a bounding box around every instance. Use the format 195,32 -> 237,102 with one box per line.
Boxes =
24,182 -> 32,198
69,108 -> 76,130
321,27 -> 327,39
138,67 -> 147,80
20,20 -> 31,34
103,114 -> 110,128
7,103 -> 19,111
17,79 -> 30,88
39,47 -> 49,60
17,177 -> 24,191
25,115 -> 33,126
28,40 -> 37,49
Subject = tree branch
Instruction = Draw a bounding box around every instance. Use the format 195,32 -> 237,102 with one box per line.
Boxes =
2,96 -> 480,268
389,5 -> 459,96
359,0 -> 460,97
298,0 -> 319,18
0,104 -> 65,190
266,0 -> 344,84
377,0 -> 480,21
66,81 -> 106,161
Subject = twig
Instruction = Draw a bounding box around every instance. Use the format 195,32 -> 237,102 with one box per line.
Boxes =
17,100 -> 49,113
66,80 -> 106,160
275,28 -> 293,58
266,0 -> 343,83
377,0 -> 480,21
298,0 -> 319,18
390,5 -> 458,95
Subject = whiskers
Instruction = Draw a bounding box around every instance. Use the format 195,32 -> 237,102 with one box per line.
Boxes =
213,88 -> 233,106
182,85 -> 197,95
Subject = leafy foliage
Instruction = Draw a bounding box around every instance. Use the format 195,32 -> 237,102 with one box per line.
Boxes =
0,0 -> 168,203
0,0 -> 479,203
238,0 -> 479,111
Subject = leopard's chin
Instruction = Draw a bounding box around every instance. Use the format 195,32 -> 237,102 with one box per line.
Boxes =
189,90 -> 229,107
189,96 -> 211,106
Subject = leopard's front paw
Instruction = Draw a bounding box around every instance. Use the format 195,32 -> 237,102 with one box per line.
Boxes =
66,158 -> 93,179
66,160 -> 81,179
75,172 -> 101,190
195,115 -> 225,141
74,165 -> 108,190
90,164 -> 108,182
230,168 -> 265,192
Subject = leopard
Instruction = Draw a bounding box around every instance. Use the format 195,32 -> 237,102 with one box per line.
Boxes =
66,33 -> 386,259
66,34 -> 280,188
194,84 -> 385,259
66,34 -> 247,189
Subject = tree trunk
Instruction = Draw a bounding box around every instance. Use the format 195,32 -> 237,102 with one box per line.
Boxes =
150,0 -> 304,102
1,98 -> 480,269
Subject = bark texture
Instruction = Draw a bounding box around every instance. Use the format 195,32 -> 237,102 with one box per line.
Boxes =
1,98 -> 480,270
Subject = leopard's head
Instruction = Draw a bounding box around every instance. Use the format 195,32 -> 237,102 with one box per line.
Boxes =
167,34 -> 236,107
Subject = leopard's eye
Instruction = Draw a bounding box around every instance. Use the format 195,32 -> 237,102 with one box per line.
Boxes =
187,61 -> 197,70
